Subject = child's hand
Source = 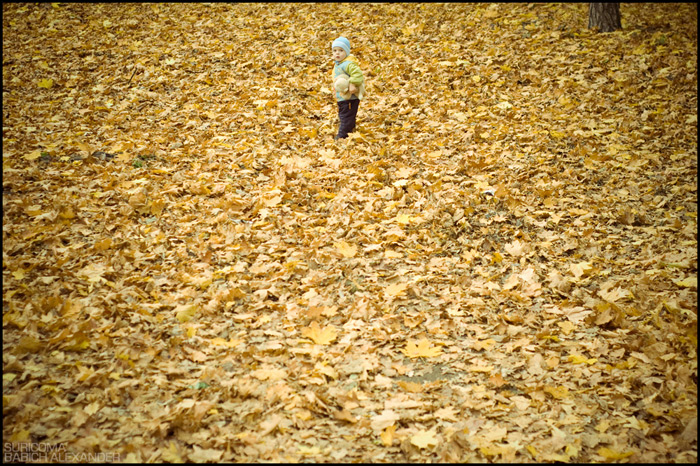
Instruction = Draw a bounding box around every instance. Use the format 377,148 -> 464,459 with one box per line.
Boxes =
348,83 -> 358,94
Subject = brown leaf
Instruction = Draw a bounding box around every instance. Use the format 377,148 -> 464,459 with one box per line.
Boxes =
334,408 -> 358,424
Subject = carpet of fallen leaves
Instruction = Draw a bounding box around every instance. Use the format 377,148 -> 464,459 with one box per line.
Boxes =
2,3 -> 698,463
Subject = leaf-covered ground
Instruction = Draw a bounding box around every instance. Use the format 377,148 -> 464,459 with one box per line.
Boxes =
2,3 -> 697,463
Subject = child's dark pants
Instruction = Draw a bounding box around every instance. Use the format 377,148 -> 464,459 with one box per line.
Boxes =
336,99 -> 360,139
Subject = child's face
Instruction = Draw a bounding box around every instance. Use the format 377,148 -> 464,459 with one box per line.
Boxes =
332,46 -> 347,62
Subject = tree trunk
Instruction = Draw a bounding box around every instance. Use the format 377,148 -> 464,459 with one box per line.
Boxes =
588,3 -> 621,32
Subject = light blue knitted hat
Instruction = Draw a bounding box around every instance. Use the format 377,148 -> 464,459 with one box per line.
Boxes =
332,37 -> 351,56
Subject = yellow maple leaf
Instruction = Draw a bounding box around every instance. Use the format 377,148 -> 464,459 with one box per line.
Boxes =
480,445 -> 505,457
161,441 -> 183,463
570,261 -> 593,279
189,446 -> 223,463
472,338 -> 497,351
9,430 -> 31,443
504,239 -> 526,256
301,321 -> 337,345
550,130 -> 566,139
298,445 -> 322,456
384,249 -> 403,259
599,286 -> 632,303
37,78 -> 54,88
24,150 -> 43,161
557,321 -> 576,335
210,337 -> 243,348
116,152 -> 132,163
78,263 -> 106,283
402,338 -> 443,358
84,401 -> 101,416
251,368 -> 287,381
526,445 -> 538,458
597,447 -> 634,460
673,276 -> 697,288
565,444 -> 580,459
468,362 -> 494,373
24,205 -> 43,216
396,213 -> 411,224
410,429 -> 438,449
64,333 -> 91,352
543,385 -> 570,400
380,425 -> 396,446
371,409 -> 400,432
385,282 -> 408,298
568,354 -> 597,365
334,241 -> 357,258
175,304 -> 197,323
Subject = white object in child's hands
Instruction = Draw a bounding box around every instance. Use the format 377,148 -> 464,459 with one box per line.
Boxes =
334,75 -> 353,99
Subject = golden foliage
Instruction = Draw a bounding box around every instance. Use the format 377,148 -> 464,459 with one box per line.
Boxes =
2,3 -> 697,463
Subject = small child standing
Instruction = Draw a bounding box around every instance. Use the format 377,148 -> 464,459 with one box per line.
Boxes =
331,37 -> 365,140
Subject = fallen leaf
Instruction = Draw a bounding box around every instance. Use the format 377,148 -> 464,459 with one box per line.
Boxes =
210,337 -> 243,348
24,150 -> 43,161
472,338 -> 497,351
371,409 -> 400,432
15,335 -> 44,353
434,406 -> 459,422
251,368 -> 287,381
334,408 -> 357,424
298,445 -> 322,456
557,321 -> 576,335
488,372 -> 507,388
335,241 -> 357,258
161,441 -> 183,463
673,276 -> 697,288
570,261 -> 593,279
402,338 -> 443,358
397,380 -> 423,393
385,282 -> 409,298
1,4 -> 696,463
568,354 -> 597,365
504,239 -> 527,256
301,321 -> 338,345
188,447 -> 222,463
410,429 -> 438,449
597,446 -> 634,460
380,425 -> 396,446
543,385 -> 570,400
175,304 -> 198,323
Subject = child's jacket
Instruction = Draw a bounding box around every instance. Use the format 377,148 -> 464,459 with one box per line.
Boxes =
333,55 -> 365,101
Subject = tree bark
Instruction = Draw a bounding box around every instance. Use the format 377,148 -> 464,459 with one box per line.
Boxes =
588,3 -> 622,32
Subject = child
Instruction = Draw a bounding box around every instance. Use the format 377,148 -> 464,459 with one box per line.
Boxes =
331,37 -> 365,140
